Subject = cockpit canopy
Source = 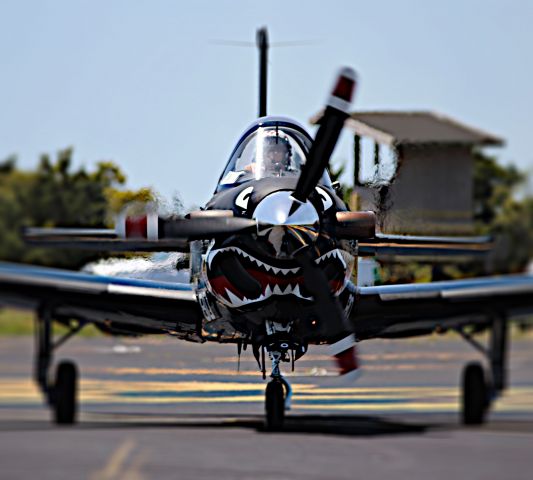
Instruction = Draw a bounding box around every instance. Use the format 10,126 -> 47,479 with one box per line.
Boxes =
216,119 -> 332,192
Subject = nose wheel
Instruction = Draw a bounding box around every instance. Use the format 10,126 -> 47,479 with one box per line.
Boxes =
264,346 -> 293,431
265,380 -> 285,431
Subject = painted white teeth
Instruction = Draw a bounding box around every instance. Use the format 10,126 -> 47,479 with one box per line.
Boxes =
222,281 -> 316,308
225,288 -> 244,307
315,248 -> 346,267
207,252 -> 215,270
208,247 -> 304,279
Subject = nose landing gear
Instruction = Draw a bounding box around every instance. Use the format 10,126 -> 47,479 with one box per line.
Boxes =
265,347 -> 293,431
261,339 -> 298,431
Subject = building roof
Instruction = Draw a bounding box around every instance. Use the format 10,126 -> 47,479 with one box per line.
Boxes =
310,110 -> 504,147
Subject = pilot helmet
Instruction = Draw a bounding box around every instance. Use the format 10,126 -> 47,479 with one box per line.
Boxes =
262,131 -> 292,172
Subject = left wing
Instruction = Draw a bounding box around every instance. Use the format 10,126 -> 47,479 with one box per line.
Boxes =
0,262 -> 203,340
352,274 -> 533,340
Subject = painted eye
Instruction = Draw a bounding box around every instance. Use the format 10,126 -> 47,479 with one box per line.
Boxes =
235,186 -> 254,210
315,186 -> 333,211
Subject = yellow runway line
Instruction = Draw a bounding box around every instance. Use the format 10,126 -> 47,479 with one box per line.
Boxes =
1,377 -> 532,413
89,438 -> 136,480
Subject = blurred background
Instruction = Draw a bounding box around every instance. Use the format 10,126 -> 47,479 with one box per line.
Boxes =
0,4 -> 532,477
1,0 -> 531,277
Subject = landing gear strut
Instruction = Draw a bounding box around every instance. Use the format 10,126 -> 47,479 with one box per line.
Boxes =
34,308 -> 82,425
264,344 -> 293,431
458,314 -> 508,425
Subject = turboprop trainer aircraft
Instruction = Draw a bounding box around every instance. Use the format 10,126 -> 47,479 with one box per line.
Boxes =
1,28 -> 532,430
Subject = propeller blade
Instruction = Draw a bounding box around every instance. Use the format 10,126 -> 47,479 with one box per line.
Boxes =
294,245 -> 360,377
23,213 -> 259,252
329,335 -> 360,377
23,236 -> 190,252
291,67 -> 357,206
293,246 -> 350,339
161,216 -> 258,240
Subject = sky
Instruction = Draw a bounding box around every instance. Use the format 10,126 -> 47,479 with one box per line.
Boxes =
1,0 -> 533,208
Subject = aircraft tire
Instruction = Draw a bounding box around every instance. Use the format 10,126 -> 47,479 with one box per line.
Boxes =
265,380 -> 285,431
462,362 -> 488,425
53,361 -> 78,425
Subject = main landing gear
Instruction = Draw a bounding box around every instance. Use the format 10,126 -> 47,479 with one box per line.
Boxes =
35,308 -> 83,425
458,315 -> 508,425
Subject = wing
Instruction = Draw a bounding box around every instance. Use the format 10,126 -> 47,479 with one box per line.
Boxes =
352,274 -> 533,340
0,262 -> 203,340
358,233 -> 492,258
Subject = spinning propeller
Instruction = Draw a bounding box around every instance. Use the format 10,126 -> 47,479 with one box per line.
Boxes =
22,64 -> 489,257
21,63 -> 491,377
23,67 -> 358,252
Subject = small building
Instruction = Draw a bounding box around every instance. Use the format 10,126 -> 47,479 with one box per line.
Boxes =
311,111 -> 504,234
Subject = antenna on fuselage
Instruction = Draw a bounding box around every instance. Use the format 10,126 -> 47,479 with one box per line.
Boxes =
257,27 -> 269,118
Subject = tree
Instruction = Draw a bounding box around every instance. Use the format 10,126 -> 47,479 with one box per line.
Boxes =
472,152 -> 533,273
473,151 -> 525,225
0,149 -> 155,269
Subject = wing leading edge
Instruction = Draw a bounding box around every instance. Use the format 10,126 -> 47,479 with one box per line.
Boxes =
0,262 -> 203,340
352,274 -> 533,340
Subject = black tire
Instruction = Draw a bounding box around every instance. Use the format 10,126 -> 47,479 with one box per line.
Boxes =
462,362 -> 488,425
265,380 -> 285,431
53,361 -> 78,425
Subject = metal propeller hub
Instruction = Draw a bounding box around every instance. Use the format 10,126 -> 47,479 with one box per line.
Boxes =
253,191 -> 319,229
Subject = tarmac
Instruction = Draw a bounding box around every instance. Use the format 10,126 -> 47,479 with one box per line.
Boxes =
0,333 -> 532,479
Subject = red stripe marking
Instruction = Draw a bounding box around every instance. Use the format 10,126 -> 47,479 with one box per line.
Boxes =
125,216 -> 147,239
332,76 -> 355,102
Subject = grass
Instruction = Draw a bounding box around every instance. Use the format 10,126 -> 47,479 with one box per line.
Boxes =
0,308 -> 102,337
0,308 -> 531,340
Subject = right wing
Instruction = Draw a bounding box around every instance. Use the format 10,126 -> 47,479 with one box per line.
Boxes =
0,262 -> 203,340
352,274 -> 533,340
358,233 -> 493,258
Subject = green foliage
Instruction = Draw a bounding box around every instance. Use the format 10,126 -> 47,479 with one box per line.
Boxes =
0,308 -> 101,336
0,149 -> 154,269
105,187 -> 155,218
471,152 -> 533,273
473,151 -> 526,225
487,195 -> 533,273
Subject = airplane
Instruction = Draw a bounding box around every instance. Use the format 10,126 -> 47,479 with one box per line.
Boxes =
1,28 -> 532,430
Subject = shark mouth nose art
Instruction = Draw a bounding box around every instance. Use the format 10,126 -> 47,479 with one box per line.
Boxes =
206,246 -> 349,307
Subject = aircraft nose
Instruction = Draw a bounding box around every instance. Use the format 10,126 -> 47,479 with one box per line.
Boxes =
252,191 -> 319,229
252,191 -> 319,257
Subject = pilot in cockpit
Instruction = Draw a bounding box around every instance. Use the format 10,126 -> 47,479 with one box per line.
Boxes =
244,131 -> 293,176
263,133 -> 292,174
